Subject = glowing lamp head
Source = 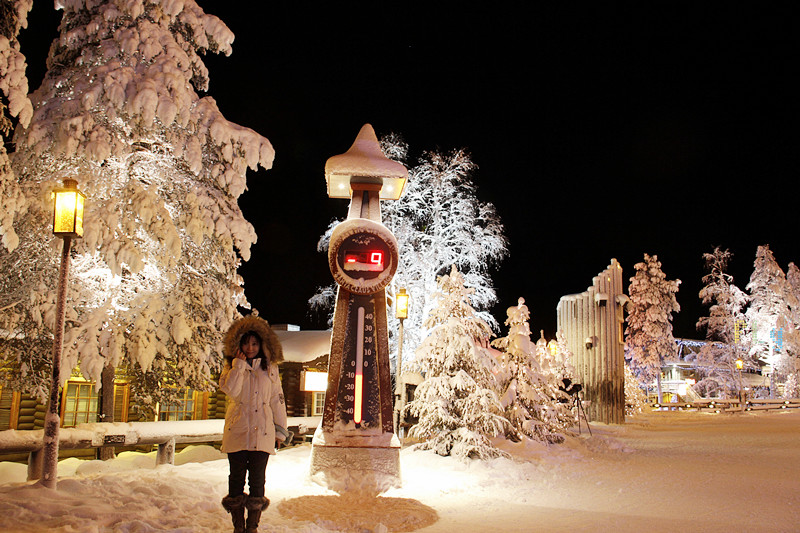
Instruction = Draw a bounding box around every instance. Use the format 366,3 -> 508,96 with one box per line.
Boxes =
395,287 -> 409,319
52,179 -> 86,238
547,340 -> 558,357
325,124 -> 408,200
735,358 -> 744,370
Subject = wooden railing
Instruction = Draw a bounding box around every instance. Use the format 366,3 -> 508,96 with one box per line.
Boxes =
0,416 -> 320,481
652,398 -> 800,412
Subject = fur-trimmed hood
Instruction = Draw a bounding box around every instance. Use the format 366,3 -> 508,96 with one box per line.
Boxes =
223,315 -> 283,364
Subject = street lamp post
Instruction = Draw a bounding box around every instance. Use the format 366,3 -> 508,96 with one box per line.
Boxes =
39,179 -> 85,488
394,287 -> 409,436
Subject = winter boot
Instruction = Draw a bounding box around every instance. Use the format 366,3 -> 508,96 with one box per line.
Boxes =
221,493 -> 247,533
245,495 -> 270,533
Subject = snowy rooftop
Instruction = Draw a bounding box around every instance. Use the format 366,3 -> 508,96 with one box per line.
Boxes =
275,330 -> 331,364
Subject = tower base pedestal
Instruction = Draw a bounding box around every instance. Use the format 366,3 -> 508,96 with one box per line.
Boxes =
309,426 -> 401,496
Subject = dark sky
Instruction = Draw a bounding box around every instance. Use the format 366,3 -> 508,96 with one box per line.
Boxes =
21,4 -> 799,339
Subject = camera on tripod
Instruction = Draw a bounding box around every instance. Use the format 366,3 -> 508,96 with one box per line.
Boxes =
559,378 -> 591,435
559,377 -> 582,396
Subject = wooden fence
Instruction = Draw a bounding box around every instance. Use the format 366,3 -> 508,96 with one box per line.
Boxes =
0,416 -> 320,481
652,398 -> 800,413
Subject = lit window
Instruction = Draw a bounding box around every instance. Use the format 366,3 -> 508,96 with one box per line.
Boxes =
158,388 -> 197,421
312,392 -> 325,416
62,382 -> 99,427
0,385 -> 13,430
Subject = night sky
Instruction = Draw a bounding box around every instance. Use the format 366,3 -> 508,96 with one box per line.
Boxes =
20,4 -> 798,340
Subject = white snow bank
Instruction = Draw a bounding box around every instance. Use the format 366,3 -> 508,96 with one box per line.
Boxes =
1,411 -> 799,532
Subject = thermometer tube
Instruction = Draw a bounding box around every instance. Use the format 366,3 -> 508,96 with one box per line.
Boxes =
354,306 -> 365,424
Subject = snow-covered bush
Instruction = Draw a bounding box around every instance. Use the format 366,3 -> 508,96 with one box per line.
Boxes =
405,266 -> 509,460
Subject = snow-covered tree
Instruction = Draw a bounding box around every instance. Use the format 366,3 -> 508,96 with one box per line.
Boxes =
689,248 -> 750,398
0,0 -> 33,248
623,363 -> 648,416
625,254 -> 681,404
783,372 -> 799,399
783,262 -> 800,371
490,298 -> 571,443
745,245 -> 793,395
0,1 -> 273,415
310,134 -> 507,370
404,265 -> 508,460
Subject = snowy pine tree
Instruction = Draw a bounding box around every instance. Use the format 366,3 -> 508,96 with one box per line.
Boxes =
405,265 -> 508,460
0,0 -> 273,413
310,135 -> 507,370
491,298 -> 571,443
746,245 -> 793,395
689,247 -> 750,398
623,362 -> 648,415
783,262 -> 800,375
625,254 -> 681,403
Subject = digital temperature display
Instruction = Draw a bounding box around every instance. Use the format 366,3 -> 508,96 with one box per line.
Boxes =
344,250 -> 385,272
328,219 -> 398,295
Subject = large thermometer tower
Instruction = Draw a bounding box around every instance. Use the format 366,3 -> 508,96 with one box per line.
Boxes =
309,124 -> 407,494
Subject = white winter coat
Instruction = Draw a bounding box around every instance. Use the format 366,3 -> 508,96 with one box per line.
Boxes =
220,357 -> 289,454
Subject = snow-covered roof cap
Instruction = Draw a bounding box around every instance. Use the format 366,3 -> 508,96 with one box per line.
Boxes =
275,330 -> 332,364
325,124 -> 408,200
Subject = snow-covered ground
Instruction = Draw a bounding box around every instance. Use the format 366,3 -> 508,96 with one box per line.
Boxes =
1,410 -> 799,532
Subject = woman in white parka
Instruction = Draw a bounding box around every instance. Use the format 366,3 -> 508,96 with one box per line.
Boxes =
220,315 -> 289,533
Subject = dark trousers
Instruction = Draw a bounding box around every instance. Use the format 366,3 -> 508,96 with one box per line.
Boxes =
227,450 -> 269,497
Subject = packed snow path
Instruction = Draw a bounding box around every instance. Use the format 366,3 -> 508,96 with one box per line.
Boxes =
1,410 -> 798,532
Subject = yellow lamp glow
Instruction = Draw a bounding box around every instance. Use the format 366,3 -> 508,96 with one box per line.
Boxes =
52,179 -> 86,238
735,358 -> 744,370
395,287 -> 409,319
301,371 -> 329,392
547,340 -> 558,357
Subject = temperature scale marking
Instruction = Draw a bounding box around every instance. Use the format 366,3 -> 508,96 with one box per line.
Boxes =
354,306 -> 365,424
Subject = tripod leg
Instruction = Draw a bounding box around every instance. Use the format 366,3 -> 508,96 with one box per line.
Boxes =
578,396 -> 592,436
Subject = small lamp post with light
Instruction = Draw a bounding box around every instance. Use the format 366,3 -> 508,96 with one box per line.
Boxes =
39,178 -> 85,488
735,358 -> 745,412
394,287 -> 409,435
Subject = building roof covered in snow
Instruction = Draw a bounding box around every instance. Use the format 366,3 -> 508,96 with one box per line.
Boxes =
274,329 -> 331,364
